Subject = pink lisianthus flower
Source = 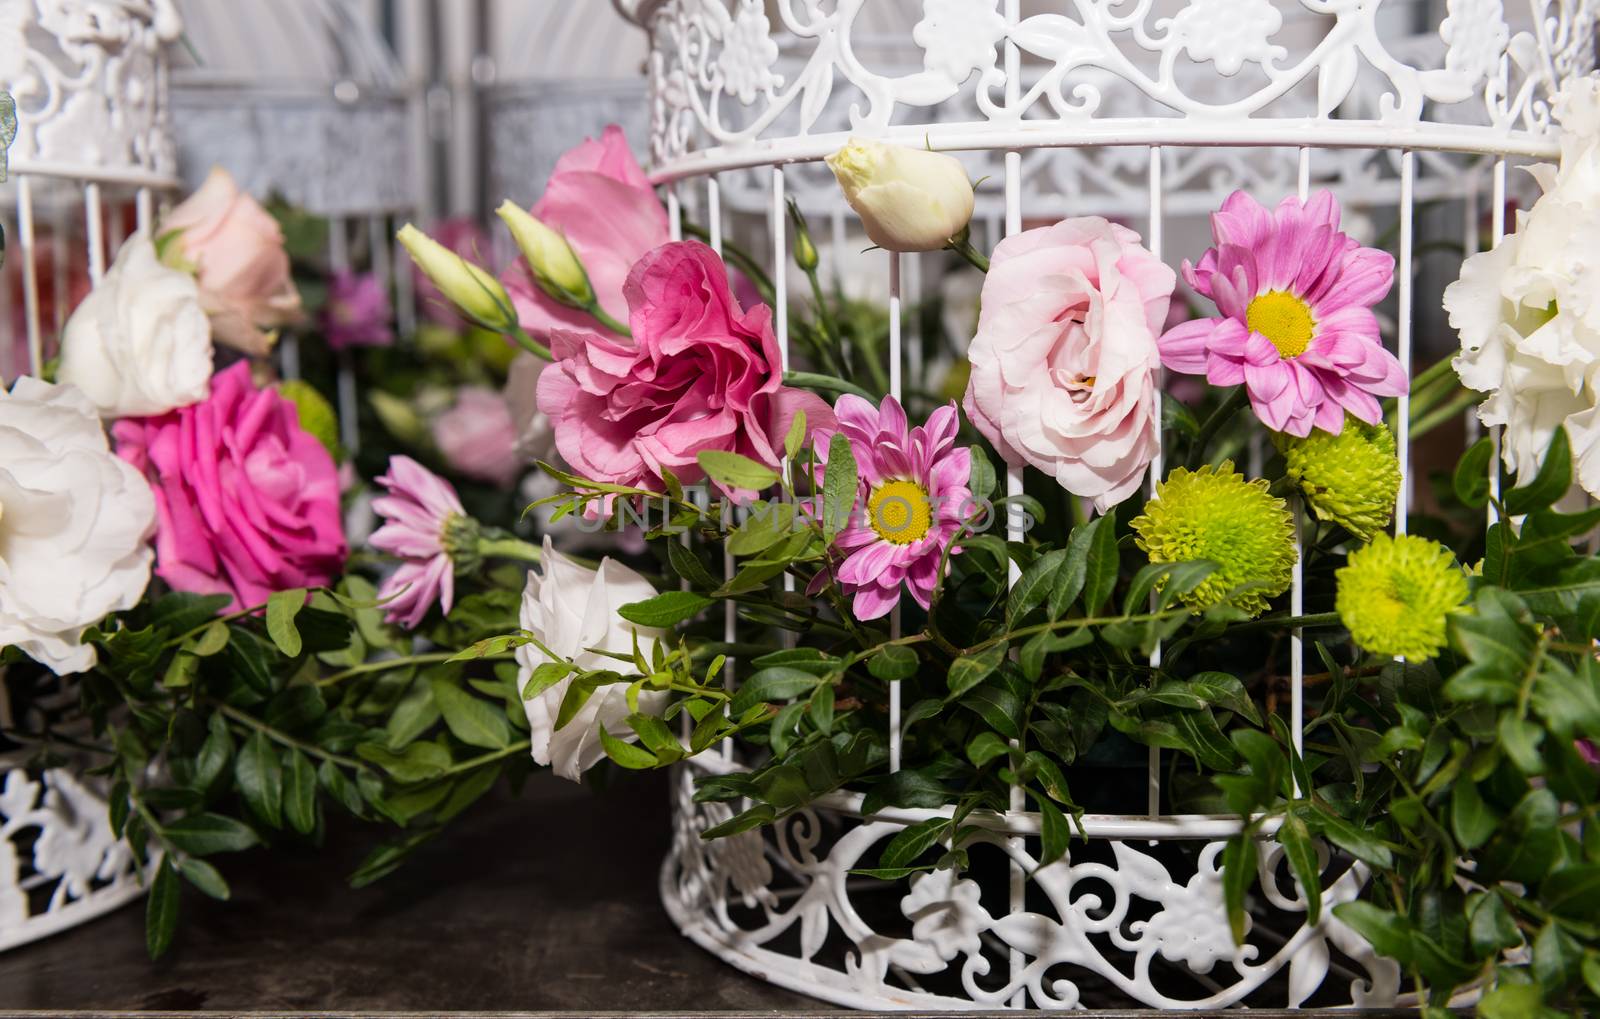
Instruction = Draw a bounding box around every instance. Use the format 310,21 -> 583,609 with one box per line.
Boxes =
536,240 -> 834,501
815,396 -> 972,620
322,269 -> 394,350
370,455 -> 466,629
1158,190 -> 1406,437
433,386 -> 523,488
502,125 -> 669,342
113,362 -> 346,611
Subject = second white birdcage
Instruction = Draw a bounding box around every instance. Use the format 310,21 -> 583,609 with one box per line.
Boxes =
619,0 -> 1596,1008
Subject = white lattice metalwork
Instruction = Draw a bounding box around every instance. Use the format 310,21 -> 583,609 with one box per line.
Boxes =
622,0 -> 1598,1008
0,0 -> 180,951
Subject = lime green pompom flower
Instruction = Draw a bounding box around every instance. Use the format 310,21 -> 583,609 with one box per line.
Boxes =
1131,461 -> 1296,618
1336,533 -> 1469,660
1274,416 -> 1400,542
277,379 -> 340,458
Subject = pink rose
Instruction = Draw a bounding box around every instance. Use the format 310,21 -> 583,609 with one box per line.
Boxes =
963,217 -> 1175,513
537,240 -> 834,498
113,362 -> 346,611
432,386 -> 523,488
503,125 -> 669,342
162,167 -> 303,356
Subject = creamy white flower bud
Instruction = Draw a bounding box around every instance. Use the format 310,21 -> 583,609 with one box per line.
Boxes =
825,139 -> 975,253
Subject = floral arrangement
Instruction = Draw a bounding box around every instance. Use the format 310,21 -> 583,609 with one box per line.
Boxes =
4,76 -> 1600,1016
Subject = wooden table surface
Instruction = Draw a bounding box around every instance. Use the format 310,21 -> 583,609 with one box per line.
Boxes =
0,770 -> 1422,1016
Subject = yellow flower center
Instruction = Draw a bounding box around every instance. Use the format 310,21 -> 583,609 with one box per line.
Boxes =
868,479 -> 933,545
1246,290 -> 1316,359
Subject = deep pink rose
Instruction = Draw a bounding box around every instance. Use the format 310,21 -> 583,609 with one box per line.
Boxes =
502,125 -> 669,342
963,217 -> 1175,513
536,240 -> 834,499
432,386 -> 523,488
161,167 -> 303,356
113,362 -> 347,611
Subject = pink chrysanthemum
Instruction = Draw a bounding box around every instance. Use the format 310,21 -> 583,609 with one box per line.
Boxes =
371,455 -> 467,629
1158,190 -> 1407,437
817,396 -> 971,620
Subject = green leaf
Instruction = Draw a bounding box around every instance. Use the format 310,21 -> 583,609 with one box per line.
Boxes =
1480,788 -> 1561,883
1533,920 -> 1583,991
1185,672 -> 1263,725
967,444 -> 996,501
869,643 -> 919,682
696,449 -> 779,492
808,681 -> 835,734
356,740 -> 451,782
265,588 -> 308,658
1008,548 -> 1067,624
1476,984 -> 1544,1019
386,679 -> 441,750
176,858 -> 231,901
667,540 -> 719,589
1505,426 -> 1571,516
1034,793 -> 1071,866
879,817 -> 946,870
1277,812 -> 1322,923
145,858 -> 181,960
966,731 -> 1011,768
860,769 -> 950,814
1451,778 -> 1498,850
1468,891 -> 1522,958
600,727 -> 659,769
784,409 -> 808,461
235,731 -> 284,828
948,642 -> 1007,697
521,661 -> 572,700
1334,901 -> 1414,965
617,590 -> 713,628
1312,809 -> 1394,869
1221,834 -> 1258,945
729,666 -> 819,714
1079,514 -> 1119,614
1583,950 -> 1600,998
821,432 -> 859,541
1541,864 -> 1600,922
431,679 -> 512,749
284,749 -> 317,835
161,813 -> 260,856
960,679 -> 1023,741
1453,436 -> 1494,509
1498,714 -> 1546,775
188,620 -> 230,657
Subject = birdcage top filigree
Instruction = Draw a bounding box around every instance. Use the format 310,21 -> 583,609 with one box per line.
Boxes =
0,0 -> 181,185
619,0 -> 1599,180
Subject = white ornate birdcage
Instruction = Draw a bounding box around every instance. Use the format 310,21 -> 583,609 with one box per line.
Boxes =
170,0 -> 419,446
0,0 -> 181,952
621,0 -> 1598,1009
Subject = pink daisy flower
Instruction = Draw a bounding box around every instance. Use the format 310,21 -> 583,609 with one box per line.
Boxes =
817,396 -> 971,620
1158,190 -> 1407,437
371,455 -> 467,629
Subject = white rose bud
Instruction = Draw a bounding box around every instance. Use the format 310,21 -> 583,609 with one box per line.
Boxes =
825,138 -> 975,253
397,223 -> 517,332
515,536 -> 669,782
57,233 -> 213,418
496,200 -> 594,309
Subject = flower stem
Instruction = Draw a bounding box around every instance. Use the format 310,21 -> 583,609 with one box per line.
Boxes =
1186,387 -> 1252,469
314,650 -> 514,687
478,535 -> 543,563
214,701 -> 363,769
783,370 -> 876,402
1410,391 -> 1481,441
507,325 -> 554,361
587,303 -> 631,337
945,235 -> 991,273
802,266 -> 848,377
1222,610 -> 1342,636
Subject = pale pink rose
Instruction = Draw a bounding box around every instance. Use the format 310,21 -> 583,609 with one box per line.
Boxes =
162,167 -> 303,355
433,386 -> 523,488
112,362 -> 346,612
536,240 -> 834,500
963,217 -> 1175,513
502,125 -> 669,341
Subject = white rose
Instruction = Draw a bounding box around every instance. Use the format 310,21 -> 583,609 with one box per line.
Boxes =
503,352 -> 554,463
514,536 -> 668,781
1448,76 -> 1600,497
0,379 -> 156,674
825,138 -> 975,253
58,233 -> 213,418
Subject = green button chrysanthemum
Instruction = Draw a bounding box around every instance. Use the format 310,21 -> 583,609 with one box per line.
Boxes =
1273,416 -> 1400,542
1131,461 -> 1296,618
1335,533 -> 1469,660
